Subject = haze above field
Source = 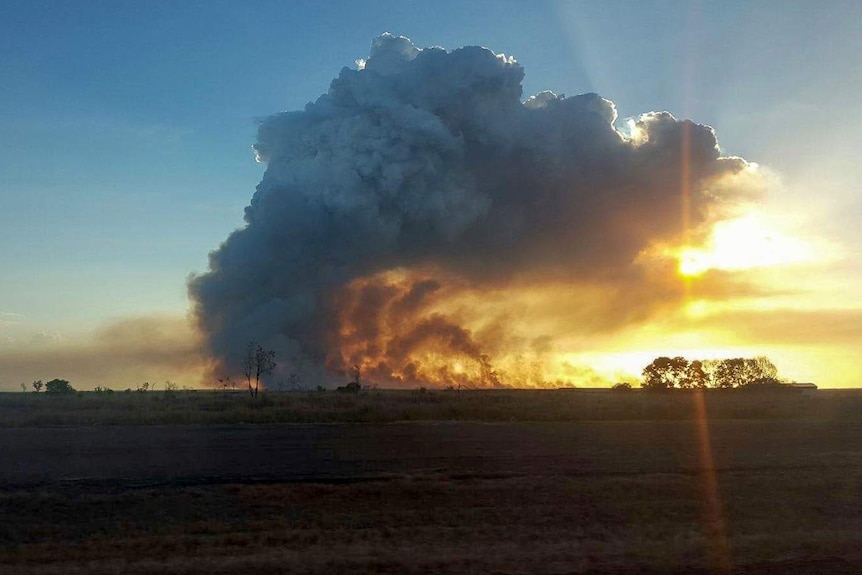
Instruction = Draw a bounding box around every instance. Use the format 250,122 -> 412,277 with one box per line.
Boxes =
2,1 -> 861,389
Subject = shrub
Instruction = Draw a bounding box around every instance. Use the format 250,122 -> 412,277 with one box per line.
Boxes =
336,381 -> 361,394
45,379 -> 75,394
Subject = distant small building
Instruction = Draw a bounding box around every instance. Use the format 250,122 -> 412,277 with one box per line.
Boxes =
789,382 -> 817,395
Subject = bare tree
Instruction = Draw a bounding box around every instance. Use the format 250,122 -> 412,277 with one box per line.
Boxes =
241,341 -> 276,398
286,355 -> 306,391
254,345 -> 276,397
242,341 -> 256,397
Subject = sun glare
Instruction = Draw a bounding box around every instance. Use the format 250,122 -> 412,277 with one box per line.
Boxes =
676,214 -> 815,277
624,118 -> 648,145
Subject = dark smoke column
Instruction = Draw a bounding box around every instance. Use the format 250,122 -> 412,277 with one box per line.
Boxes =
189,34 -> 747,387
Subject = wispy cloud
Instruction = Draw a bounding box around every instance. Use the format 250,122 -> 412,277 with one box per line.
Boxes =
0,312 -> 24,328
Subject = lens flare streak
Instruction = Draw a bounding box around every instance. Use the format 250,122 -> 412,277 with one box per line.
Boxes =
693,391 -> 732,573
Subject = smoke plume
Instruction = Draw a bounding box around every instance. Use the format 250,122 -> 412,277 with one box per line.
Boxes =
189,34 -> 758,388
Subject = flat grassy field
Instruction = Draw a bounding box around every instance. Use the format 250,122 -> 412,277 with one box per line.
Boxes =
0,387 -> 856,426
1,389 -> 860,574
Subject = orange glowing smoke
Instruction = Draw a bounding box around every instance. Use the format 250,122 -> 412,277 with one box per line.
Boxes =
324,270 -> 569,388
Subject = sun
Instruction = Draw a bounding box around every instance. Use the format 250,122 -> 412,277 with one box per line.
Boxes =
675,214 -> 815,277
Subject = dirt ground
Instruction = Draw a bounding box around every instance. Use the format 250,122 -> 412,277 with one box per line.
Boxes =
2,419 -> 862,573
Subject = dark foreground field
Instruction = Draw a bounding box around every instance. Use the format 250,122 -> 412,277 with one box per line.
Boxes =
1,390 -> 861,574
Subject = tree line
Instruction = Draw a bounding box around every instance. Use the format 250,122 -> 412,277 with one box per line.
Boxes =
22,379 -> 75,394
641,356 -> 782,390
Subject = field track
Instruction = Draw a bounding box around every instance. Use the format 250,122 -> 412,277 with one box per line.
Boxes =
2,419 -> 861,487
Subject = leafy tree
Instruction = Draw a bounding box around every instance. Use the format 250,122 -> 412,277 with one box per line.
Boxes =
31,380 -> 43,393
611,381 -> 633,391
701,360 -> 720,388
703,356 -> 781,388
756,356 -> 778,378
685,360 -> 707,389
715,357 -> 781,388
714,359 -> 745,388
641,355 -> 782,390
643,357 -> 671,389
45,379 -> 75,394
728,356 -> 782,388
642,356 -> 689,389
748,356 -> 778,383
740,359 -> 761,384
670,357 -> 690,387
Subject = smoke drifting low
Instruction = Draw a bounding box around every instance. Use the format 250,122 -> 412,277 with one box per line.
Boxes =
189,34 -> 759,387
0,315 -> 204,390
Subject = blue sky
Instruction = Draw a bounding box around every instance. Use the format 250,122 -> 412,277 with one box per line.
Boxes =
2,1 -> 861,387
